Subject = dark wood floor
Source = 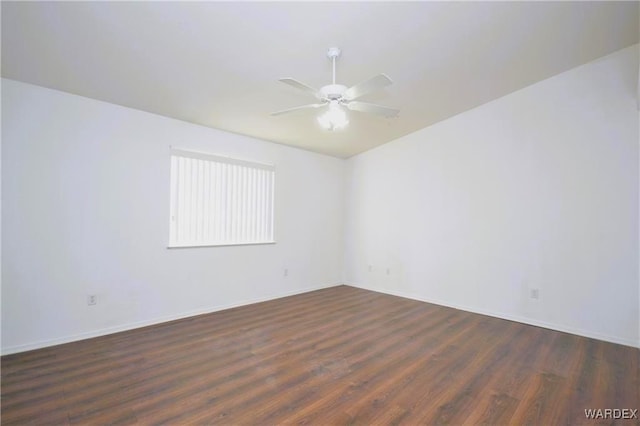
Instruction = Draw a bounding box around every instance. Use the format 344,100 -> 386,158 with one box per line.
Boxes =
2,285 -> 638,425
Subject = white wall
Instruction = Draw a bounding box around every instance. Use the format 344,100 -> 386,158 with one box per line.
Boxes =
1,79 -> 345,354
345,45 -> 640,347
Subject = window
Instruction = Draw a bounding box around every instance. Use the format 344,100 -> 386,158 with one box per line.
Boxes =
169,148 -> 275,247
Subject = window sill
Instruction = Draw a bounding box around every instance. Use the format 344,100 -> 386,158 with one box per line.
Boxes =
167,241 -> 276,249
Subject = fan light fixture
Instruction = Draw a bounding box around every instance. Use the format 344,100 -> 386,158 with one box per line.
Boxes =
318,100 -> 349,131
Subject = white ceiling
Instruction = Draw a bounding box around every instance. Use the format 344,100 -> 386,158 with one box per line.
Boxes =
2,1 -> 638,158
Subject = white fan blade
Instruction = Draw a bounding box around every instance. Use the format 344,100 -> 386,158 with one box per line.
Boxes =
346,101 -> 399,118
278,78 -> 319,98
271,103 -> 324,116
344,74 -> 393,101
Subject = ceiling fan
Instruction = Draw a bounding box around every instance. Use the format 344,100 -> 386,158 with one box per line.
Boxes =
271,47 -> 399,130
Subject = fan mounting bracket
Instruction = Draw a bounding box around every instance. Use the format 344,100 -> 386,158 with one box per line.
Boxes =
327,47 -> 341,60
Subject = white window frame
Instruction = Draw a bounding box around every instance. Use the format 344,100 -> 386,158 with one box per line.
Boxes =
168,148 -> 276,248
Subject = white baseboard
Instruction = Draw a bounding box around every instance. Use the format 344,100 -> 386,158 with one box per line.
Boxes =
1,282 -> 341,355
345,283 -> 640,349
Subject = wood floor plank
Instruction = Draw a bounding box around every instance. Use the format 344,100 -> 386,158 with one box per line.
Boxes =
460,392 -> 520,426
509,371 -> 567,425
2,285 -> 637,425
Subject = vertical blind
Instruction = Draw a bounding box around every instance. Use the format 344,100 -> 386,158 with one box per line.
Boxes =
169,149 -> 275,247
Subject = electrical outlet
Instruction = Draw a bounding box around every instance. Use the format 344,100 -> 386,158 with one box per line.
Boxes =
530,288 -> 539,300
283,268 -> 288,277
386,268 -> 391,275
87,295 -> 97,306
368,265 -> 373,272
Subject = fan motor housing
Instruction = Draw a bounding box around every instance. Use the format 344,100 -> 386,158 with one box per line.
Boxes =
319,84 -> 347,101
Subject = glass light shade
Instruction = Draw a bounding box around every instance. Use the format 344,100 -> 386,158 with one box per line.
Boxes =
318,101 -> 349,131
